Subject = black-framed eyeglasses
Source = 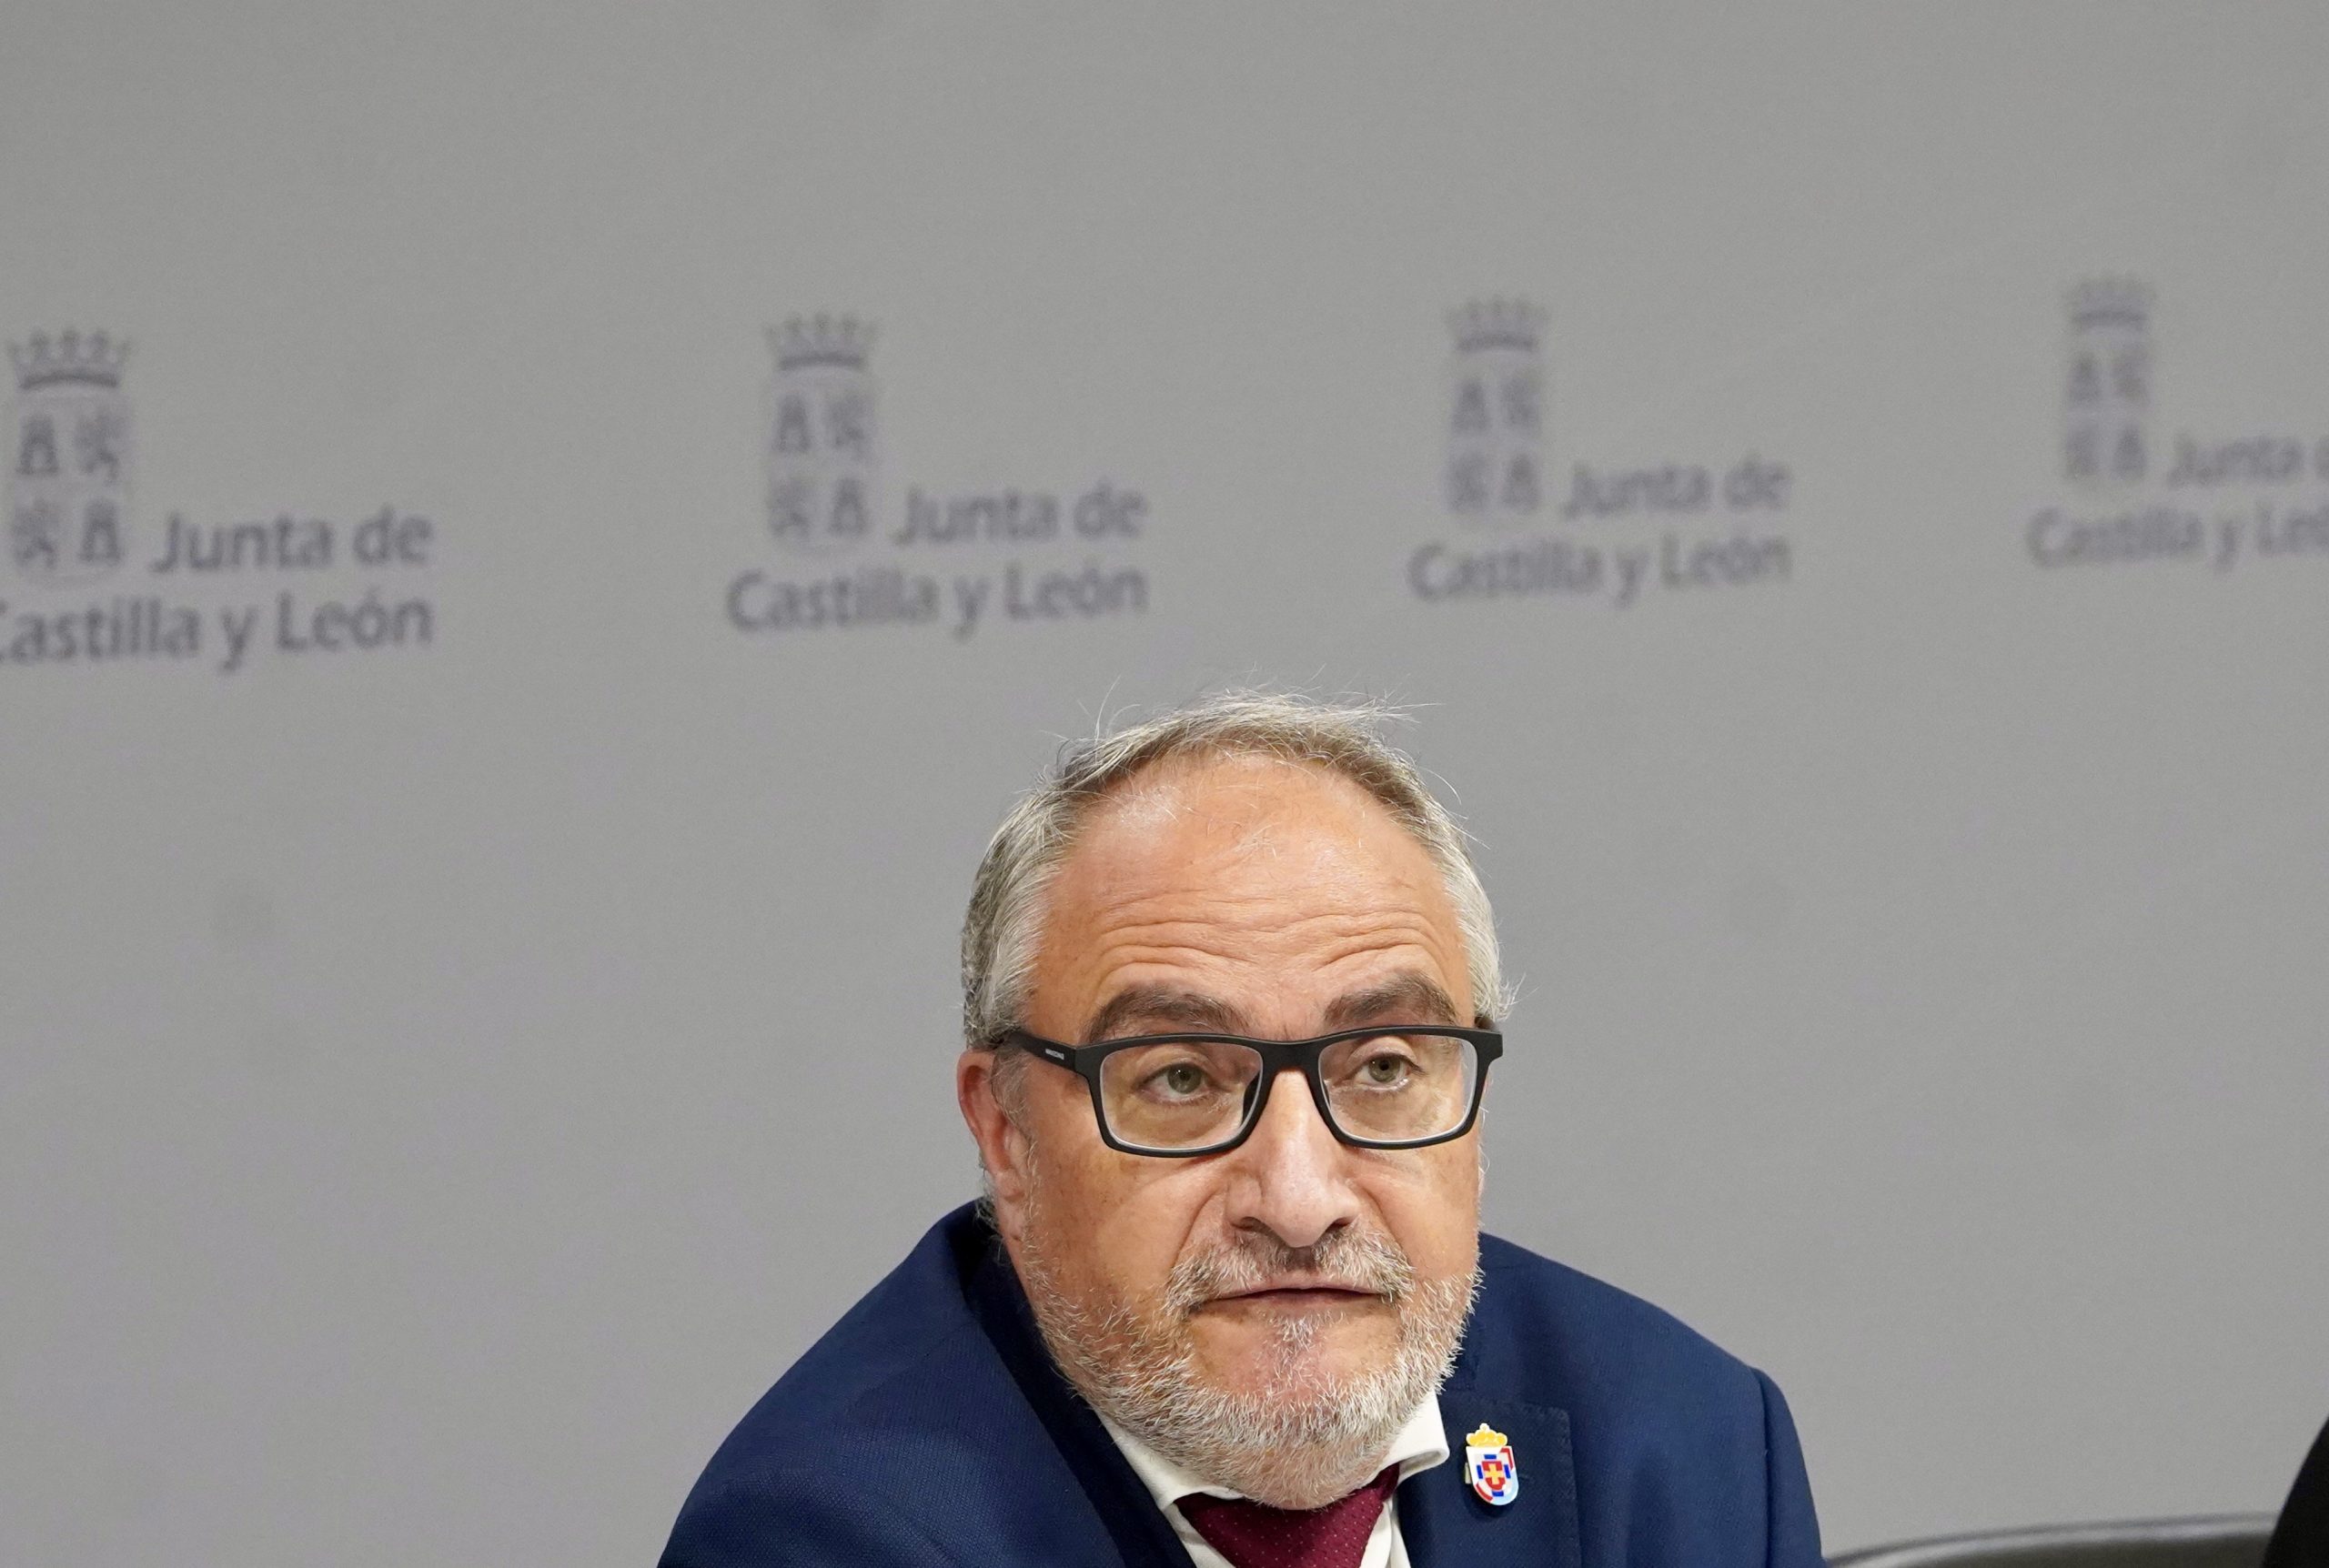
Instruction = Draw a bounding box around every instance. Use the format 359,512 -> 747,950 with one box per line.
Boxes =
991,1025 -> 1503,1157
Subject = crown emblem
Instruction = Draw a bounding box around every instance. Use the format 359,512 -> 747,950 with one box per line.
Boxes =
1464,1424 -> 1508,1449
11,328 -> 131,391
2066,278 -> 2151,330
1449,299 -> 1544,356
767,314 -> 875,372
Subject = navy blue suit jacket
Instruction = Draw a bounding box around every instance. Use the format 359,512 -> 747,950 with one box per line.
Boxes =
663,1206 -> 1821,1566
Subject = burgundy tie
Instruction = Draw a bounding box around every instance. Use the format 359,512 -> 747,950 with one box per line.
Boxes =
1176,1465 -> 1402,1568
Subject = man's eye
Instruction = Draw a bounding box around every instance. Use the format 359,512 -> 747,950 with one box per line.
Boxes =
1153,1063 -> 1211,1096
1360,1053 -> 1412,1086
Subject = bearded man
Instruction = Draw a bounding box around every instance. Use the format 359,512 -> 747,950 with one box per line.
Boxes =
661,694 -> 1823,1568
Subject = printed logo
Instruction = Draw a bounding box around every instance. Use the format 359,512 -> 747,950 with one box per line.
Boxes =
11,330 -> 134,586
1447,300 -> 1545,521
728,314 -> 1154,641
1,327 -> 441,675
2063,278 -> 2151,487
2028,280 -> 2329,573
1411,297 -> 1796,611
765,314 -> 878,557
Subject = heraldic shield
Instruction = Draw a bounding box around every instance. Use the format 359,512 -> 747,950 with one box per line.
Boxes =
9,329 -> 133,586
1463,1422 -> 1518,1506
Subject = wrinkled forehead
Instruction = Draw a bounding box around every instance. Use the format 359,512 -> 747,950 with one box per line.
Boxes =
1029,753 -> 1471,1032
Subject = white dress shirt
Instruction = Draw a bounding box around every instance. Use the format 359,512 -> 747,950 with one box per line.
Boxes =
1097,1397 -> 1450,1568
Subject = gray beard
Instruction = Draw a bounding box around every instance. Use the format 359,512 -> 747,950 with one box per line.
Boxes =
1012,1209 -> 1481,1510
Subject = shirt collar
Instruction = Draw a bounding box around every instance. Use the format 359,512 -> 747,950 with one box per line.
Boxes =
1098,1392 -> 1450,1511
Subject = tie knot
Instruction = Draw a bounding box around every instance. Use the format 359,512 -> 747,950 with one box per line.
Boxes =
1176,1465 -> 1402,1568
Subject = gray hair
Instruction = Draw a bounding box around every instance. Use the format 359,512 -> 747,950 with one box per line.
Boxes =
961,691 -> 1514,1049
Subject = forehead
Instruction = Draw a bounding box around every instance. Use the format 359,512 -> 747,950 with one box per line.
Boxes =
1028,753 -> 1469,1028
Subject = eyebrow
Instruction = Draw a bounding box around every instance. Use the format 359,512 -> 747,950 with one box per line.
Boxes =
1083,987 -> 1252,1044
1079,970 -> 1464,1044
1321,971 -> 1464,1030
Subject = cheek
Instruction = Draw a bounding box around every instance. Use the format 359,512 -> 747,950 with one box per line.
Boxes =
1046,1149 -> 1221,1301
1368,1145 -> 1482,1281
1092,1191 -> 1201,1297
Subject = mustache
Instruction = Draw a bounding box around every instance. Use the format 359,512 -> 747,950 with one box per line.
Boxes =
1162,1225 -> 1417,1317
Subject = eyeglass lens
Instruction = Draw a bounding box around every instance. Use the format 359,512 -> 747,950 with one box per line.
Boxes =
1094,1032 -> 1482,1151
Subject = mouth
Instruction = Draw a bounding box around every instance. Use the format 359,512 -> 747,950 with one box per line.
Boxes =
1204,1282 -> 1382,1311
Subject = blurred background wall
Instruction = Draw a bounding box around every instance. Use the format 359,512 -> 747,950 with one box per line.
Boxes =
4,4 -> 2325,1562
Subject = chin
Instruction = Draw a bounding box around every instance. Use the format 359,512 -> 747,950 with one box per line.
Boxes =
1195,1313 -> 1396,1399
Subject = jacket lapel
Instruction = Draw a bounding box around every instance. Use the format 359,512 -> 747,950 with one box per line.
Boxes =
1399,1398 -> 1581,1568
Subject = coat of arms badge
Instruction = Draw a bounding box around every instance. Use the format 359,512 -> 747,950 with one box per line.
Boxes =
1464,1422 -> 1518,1506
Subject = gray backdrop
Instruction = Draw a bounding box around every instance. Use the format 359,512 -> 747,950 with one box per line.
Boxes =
5,4 -> 2326,1563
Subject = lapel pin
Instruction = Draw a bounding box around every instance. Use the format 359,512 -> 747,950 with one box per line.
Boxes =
1464,1423 -> 1518,1506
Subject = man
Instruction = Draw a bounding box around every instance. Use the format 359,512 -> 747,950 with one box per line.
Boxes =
663,693 -> 1822,1567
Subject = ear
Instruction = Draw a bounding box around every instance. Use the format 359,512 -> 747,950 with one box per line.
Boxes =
957,1048 -> 1036,1221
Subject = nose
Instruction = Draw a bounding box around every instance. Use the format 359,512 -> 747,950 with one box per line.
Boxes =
1222,1067 -> 1361,1251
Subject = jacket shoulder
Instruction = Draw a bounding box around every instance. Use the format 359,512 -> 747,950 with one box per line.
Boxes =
1469,1230 -> 1768,1408
665,1211 -> 1061,1565
1466,1232 -> 1823,1567
682,1211 -> 1003,1496
664,1208 -> 1140,1567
